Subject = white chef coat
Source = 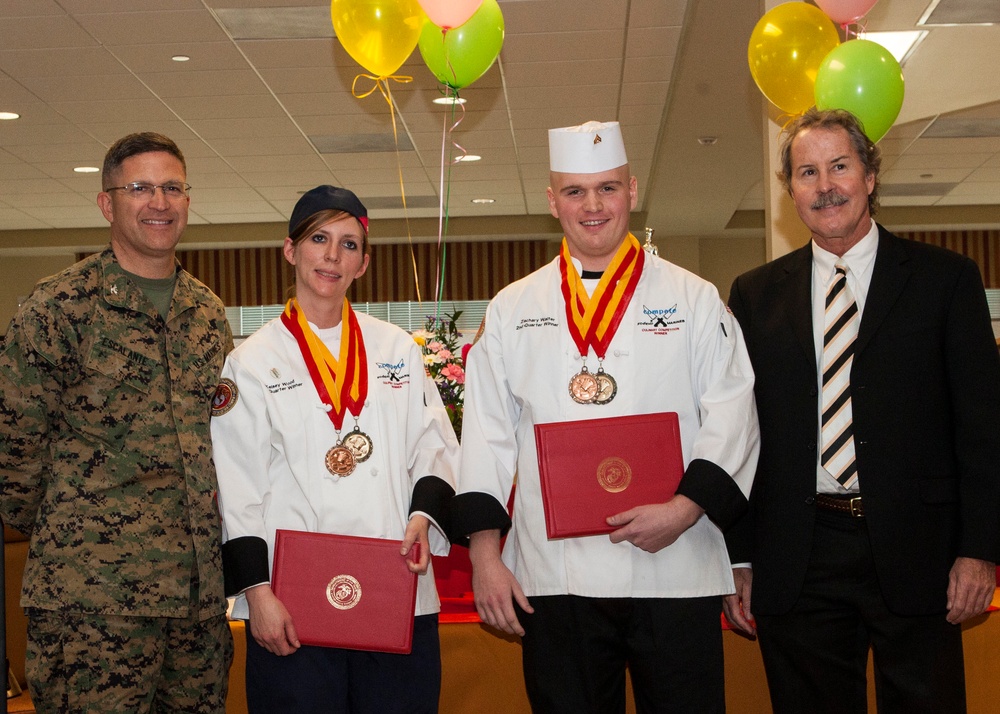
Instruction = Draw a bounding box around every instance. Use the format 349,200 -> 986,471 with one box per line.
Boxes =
458,254 -> 759,598
213,312 -> 460,619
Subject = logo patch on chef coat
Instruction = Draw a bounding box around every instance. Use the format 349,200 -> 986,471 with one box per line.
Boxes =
638,303 -> 685,335
211,378 -> 238,416
376,358 -> 410,388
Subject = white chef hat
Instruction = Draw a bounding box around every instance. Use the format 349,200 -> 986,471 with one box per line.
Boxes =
548,120 -> 628,174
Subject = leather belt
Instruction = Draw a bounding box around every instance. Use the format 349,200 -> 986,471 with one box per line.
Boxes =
813,493 -> 864,518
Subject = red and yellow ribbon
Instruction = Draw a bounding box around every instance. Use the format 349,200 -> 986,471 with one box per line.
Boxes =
559,233 -> 645,359
281,297 -> 368,431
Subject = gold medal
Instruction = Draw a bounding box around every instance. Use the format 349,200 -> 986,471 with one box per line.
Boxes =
569,368 -> 599,404
593,369 -> 618,405
325,444 -> 356,476
342,427 -> 373,463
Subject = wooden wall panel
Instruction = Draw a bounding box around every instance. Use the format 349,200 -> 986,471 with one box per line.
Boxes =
157,239 -> 552,307
898,229 -> 1000,288
81,230 -> 1000,303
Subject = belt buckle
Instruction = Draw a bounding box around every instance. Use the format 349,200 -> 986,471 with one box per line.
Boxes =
848,496 -> 863,518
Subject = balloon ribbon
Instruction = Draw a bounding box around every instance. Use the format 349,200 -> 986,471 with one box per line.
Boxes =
352,73 -> 423,303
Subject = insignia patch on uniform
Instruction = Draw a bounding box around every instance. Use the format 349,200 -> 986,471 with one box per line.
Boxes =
212,378 -> 239,416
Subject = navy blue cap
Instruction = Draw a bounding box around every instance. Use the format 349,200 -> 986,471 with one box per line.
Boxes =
289,185 -> 368,236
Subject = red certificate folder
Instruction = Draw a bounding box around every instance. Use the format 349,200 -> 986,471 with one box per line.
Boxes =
534,412 -> 684,538
270,530 -> 419,653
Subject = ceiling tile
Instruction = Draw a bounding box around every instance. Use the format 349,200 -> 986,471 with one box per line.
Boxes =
892,152 -> 992,170
47,99 -> 176,125
112,42 -> 250,73
206,136 -> 318,157
0,47 -> 128,79
0,0 -> 66,17
141,70 -> 270,98
18,74 -> 154,103
74,10 -> 230,46
500,30 -> 624,62
0,15 -> 97,50
186,117 -> 303,140
237,38 -> 339,68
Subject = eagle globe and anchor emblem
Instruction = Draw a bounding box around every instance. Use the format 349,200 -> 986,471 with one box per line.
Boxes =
326,574 -> 363,610
597,456 -> 632,493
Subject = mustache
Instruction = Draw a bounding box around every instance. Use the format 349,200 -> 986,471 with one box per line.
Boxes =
812,192 -> 849,210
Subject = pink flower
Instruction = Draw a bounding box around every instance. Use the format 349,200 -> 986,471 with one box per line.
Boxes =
438,349 -> 453,361
441,363 -> 466,385
428,341 -> 444,352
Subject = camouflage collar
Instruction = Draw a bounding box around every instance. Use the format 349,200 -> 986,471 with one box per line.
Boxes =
99,246 -> 206,320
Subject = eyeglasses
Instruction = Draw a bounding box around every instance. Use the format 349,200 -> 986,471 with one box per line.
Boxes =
104,182 -> 192,200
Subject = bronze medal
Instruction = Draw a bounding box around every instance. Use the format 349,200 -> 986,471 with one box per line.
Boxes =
342,428 -> 374,463
569,368 -> 599,404
325,444 -> 356,476
593,370 -> 618,405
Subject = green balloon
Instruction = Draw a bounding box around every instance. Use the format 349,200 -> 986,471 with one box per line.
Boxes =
418,0 -> 504,90
814,39 -> 905,143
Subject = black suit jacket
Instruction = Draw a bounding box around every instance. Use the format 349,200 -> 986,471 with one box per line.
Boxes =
727,225 -> 1000,617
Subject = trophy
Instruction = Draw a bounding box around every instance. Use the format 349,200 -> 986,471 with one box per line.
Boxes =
642,227 -> 658,256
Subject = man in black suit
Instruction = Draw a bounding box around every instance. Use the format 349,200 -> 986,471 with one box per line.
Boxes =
724,108 -> 1000,714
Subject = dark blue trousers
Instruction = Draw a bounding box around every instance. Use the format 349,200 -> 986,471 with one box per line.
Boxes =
245,614 -> 440,714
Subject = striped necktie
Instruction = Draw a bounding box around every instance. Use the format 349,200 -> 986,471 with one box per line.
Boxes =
821,263 -> 859,489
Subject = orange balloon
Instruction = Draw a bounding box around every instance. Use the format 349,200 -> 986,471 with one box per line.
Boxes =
748,2 -> 841,115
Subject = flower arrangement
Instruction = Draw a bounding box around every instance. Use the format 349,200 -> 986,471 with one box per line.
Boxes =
413,310 -> 466,438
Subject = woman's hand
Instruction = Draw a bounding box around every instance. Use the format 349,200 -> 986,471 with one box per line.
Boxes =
245,584 -> 301,656
402,514 -> 431,574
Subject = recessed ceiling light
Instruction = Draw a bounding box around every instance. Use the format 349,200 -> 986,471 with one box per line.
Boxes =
433,96 -> 467,105
0,112 -> 20,121
863,31 -> 927,64
455,154 -> 481,162
172,55 -> 191,62
698,136 -> 718,146
471,198 -> 495,204
74,166 -> 100,173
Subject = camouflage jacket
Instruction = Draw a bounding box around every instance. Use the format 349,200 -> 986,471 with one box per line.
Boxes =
0,247 -> 233,620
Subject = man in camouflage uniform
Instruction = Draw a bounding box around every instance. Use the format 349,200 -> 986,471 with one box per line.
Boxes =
0,132 -> 234,712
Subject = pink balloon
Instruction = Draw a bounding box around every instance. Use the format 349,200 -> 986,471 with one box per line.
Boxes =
815,0 -> 879,24
418,0 -> 483,29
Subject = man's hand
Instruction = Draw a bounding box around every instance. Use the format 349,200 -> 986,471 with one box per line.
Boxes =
606,494 -> 704,553
469,530 -> 534,636
723,567 -> 756,637
245,584 -> 301,656
946,556 -> 996,624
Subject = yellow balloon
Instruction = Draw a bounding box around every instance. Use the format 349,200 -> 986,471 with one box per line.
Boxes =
331,0 -> 425,77
748,2 -> 840,115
